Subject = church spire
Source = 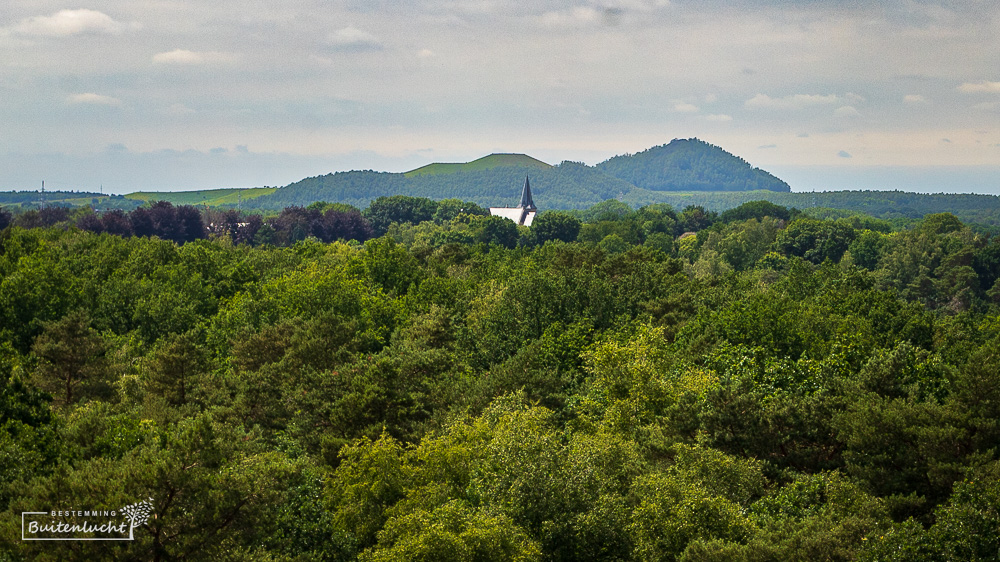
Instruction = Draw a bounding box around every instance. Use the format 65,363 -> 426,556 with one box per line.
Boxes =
518,175 -> 536,210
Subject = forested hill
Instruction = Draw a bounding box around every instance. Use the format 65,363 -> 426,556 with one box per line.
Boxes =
244,140 -> 789,209
245,162 -> 638,210
597,138 -> 791,192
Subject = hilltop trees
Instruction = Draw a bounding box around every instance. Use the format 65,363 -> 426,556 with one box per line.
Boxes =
596,138 -> 792,192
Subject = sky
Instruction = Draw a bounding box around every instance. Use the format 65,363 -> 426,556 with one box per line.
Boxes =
2,0 -> 1000,194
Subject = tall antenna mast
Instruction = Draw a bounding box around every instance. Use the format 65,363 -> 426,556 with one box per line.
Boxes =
40,180 -> 46,208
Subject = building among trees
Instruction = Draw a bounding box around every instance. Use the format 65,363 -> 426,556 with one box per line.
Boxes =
489,176 -> 537,226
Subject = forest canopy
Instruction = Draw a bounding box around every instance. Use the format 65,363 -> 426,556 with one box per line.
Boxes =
2,198 -> 1000,560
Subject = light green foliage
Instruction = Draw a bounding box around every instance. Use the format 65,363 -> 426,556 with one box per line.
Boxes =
360,500 -> 542,562
327,434 -> 410,548
630,470 -> 757,561
580,324 -> 718,435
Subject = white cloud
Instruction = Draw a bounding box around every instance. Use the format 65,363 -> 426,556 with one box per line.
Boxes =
66,93 -> 121,106
327,27 -> 383,51
538,7 -> 601,27
152,49 -> 236,65
958,81 -> 1000,93
704,93 -> 718,103
904,94 -> 927,104
12,9 -> 136,37
834,105 -> 862,117
673,102 -> 699,113
744,93 -> 841,110
417,49 -> 435,59
705,114 -> 732,122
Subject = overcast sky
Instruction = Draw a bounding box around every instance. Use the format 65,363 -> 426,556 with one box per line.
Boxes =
2,0 -> 1000,194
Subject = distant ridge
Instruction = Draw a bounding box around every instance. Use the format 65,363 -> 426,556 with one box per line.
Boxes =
242,140 -> 790,209
405,153 -> 552,177
597,138 -> 790,192
1,140 -> 797,212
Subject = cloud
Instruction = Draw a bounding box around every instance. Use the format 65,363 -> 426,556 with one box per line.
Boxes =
326,27 -> 383,51
837,150 -> 852,158
705,114 -> 732,122
744,93 -> 841,110
152,50 -> 236,65
417,49 -> 435,59
538,7 -> 601,27
11,9 -> 137,37
66,93 -> 121,106
758,144 -> 777,149
797,132 -> 810,138
673,102 -> 699,113
958,81 -> 1000,93
903,94 -> 927,104
834,105 -> 862,117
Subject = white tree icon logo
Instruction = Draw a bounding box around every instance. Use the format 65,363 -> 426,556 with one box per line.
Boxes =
120,498 -> 154,539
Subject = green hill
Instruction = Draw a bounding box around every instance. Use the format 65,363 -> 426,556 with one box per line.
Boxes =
246,162 -> 636,210
597,138 -> 790,192
404,153 -> 552,177
125,187 -> 276,206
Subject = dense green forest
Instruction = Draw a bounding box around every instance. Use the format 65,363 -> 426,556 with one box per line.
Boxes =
2,198 -> 1000,560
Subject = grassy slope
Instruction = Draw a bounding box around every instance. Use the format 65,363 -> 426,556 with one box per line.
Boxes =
405,153 -> 552,177
125,187 -> 277,206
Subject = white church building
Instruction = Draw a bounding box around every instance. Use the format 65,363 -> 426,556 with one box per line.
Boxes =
489,176 -> 537,226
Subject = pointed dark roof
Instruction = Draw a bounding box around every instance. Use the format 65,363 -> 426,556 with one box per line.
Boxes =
518,175 -> 536,210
